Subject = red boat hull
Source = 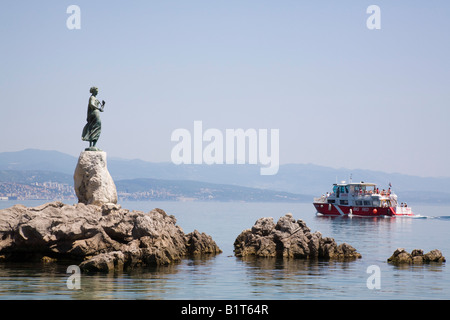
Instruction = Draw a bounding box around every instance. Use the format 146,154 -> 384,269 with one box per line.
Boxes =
313,203 -> 411,217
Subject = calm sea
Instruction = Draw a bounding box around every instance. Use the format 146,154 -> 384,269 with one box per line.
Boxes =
0,200 -> 449,300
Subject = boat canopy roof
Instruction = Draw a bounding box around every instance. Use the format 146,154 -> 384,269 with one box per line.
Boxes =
333,181 -> 377,187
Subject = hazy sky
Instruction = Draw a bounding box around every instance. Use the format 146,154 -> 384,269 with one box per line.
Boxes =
1,1 -> 449,177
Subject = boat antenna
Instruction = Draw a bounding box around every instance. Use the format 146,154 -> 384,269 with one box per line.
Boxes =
350,173 -> 352,183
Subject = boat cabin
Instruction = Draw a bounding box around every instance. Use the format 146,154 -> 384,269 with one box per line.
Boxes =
314,180 -> 412,216
320,181 -> 397,207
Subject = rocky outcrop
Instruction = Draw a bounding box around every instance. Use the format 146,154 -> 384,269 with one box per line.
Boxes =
387,248 -> 446,264
0,202 -> 221,272
234,213 -> 361,261
73,151 -> 118,206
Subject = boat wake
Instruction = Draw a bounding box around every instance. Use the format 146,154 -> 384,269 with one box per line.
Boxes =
411,215 -> 450,220
316,213 -> 450,220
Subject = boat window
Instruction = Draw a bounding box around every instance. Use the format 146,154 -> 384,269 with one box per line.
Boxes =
340,200 -> 348,205
355,200 -> 362,205
363,200 -> 371,206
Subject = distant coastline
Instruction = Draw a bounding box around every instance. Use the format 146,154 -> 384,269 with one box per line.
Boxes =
1,149 -> 450,204
0,177 -> 310,203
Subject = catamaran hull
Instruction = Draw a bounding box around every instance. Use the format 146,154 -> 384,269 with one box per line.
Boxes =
313,203 -> 413,217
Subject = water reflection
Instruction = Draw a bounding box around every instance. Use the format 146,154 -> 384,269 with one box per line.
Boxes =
235,256 -> 363,299
389,262 -> 446,272
76,263 -> 184,299
0,201 -> 449,299
0,255 -> 222,299
313,214 -> 417,259
238,256 -> 358,274
0,262 -> 69,299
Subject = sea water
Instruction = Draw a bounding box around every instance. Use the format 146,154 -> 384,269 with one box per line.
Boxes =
0,200 -> 448,300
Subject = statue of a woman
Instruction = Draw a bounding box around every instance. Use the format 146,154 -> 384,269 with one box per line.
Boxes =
82,86 -> 105,151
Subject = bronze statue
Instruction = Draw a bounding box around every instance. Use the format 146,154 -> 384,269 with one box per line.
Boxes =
82,87 -> 105,151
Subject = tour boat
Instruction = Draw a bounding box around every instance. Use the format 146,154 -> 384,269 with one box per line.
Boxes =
313,181 -> 413,217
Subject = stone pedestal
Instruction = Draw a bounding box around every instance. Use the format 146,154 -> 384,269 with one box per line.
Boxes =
73,151 -> 118,206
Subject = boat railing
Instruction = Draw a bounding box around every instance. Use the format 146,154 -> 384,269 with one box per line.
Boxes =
351,191 -> 394,197
396,206 -> 412,215
314,196 -> 327,203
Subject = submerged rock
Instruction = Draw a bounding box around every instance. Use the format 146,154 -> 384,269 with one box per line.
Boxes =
234,213 -> 361,261
0,201 -> 221,272
388,248 -> 446,264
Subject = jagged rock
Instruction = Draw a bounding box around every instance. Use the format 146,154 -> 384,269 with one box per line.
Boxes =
424,249 -> 446,263
388,248 -> 446,264
73,151 -> 118,206
0,201 -> 221,272
388,248 -> 412,264
185,230 -> 222,255
41,256 -> 57,263
80,251 -> 125,272
234,213 -> 361,261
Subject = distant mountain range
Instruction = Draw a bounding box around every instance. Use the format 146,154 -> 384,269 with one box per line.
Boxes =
115,178 -> 309,202
1,149 -> 450,204
0,170 -> 72,185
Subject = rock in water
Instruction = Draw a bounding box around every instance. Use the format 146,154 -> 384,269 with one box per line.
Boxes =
388,248 -> 446,264
0,202 -> 222,272
234,213 -> 361,261
74,151 -> 118,206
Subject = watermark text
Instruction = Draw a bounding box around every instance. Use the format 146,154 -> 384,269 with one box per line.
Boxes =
366,265 -> 381,289
171,121 -> 279,175
66,265 -> 81,289
366,5 -> 381,30
66,5 -> 81,30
